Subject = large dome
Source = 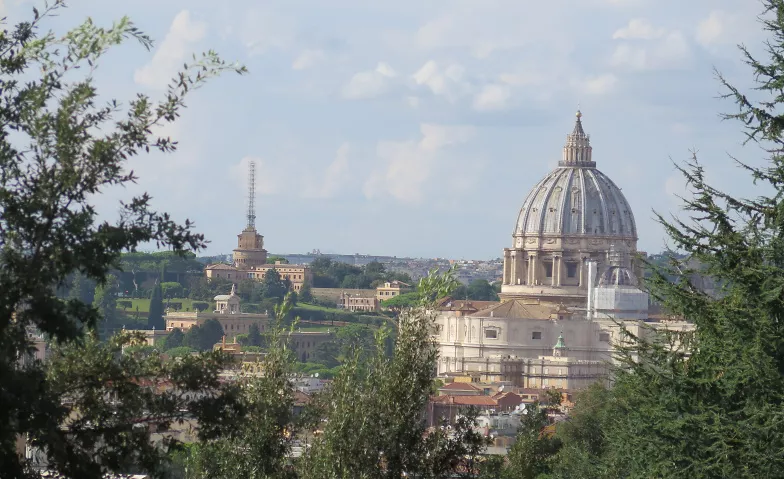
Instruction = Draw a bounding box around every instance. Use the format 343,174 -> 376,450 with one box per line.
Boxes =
514,112 -> 637,240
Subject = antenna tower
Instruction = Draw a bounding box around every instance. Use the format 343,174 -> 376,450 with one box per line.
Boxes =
246,160 -> 256,229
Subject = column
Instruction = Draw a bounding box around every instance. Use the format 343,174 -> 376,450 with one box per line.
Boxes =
555,256 -> 562,287
503,249 -> 512,285
515,250 -> 524,285
529,254 -> 537,285
578,256 -> 585,288
510,250 -> 517,286
551,256 -> 557,287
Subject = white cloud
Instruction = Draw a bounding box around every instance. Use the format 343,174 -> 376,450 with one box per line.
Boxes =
613,18 -> 665,40
499,71 -> 547,87
577,73 -> 618,95
473,84 -> 512,111
406,96 -> 420,108
412,60 -> 471,102
342,62 -> 397,99
134,10 -> 206,89
364,124 -> 475,203
292,49 -> 327,70
305,143 -> 351,199
240,9 -> 296,56
611,30 -> 691,71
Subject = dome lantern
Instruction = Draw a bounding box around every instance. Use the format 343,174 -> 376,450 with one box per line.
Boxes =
560,110 -> 595,168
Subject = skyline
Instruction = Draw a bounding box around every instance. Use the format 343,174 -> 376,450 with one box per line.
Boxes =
18,0 -> 770,259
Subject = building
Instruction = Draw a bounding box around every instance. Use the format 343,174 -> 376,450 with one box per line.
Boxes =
376,280 -> 412,302
500,110 -> 639,307
435,111 -> 694,388
204,160 -> 313,292
287,329 -> 335,362
339,291 -> 380,312
165,286 -> 270,341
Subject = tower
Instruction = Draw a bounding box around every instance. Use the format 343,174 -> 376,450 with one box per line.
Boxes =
247,160 -> 256,230
233,160 -> 268,268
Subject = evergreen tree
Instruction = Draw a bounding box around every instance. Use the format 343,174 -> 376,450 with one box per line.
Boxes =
533,2 -> 784,477
299,279 -> 314,303
261,268 -> 287,302
147,280 -> 165,330
93,274 -> 119,337
200,319 -> 224,351
163,328 -> 184,350
247,323 -> 262,347
69,271 -> 96,305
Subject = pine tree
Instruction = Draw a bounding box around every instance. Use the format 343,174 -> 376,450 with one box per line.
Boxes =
147,280 -> 165,330
247,323 -> 262,347
541,2 -> 784,477
93,274 -> 118,338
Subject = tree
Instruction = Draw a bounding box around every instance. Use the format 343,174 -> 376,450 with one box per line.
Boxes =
160,281 -> 183,298
504,402 -> 561,479
261,268 -> 287,302
147,280 -> 165,330
381,291 -> 420,313
543,3 -> 784,477
200,319 -> 224,351
164,328 -> 185,350
467,279 -> 499,301
266,255 -> 289,264
247,323 -> 262,347
300,279 -> 314,303
69,272 -> 96,305
165,346 -> 196,358
93,274 -> 119,335
0,4 -> 247,474
299,268 -> 486,478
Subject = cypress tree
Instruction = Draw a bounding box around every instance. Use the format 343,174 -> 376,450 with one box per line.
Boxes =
147,280 -> 165,330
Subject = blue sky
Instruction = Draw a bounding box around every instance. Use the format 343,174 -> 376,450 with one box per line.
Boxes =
7,0 -> 772,259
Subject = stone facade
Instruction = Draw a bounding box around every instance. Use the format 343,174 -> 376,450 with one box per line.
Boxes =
376,280 -> 412,302
339,292 -> 380,312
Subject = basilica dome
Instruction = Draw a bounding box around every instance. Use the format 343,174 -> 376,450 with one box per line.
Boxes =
513,112 -> 637,240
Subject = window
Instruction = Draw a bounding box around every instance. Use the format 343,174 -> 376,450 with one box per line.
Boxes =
532,331 -> 542,340
566,262 -> 578,278
599,332 -> 611,342
544,262 -> 553,278
484,329 -> 498,339
544,368 -> 549,374
543,379 -> 549,386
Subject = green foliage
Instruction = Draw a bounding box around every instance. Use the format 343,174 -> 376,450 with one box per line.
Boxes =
192,301 -> 209,312
164,328 -> 185,350
69,272 -> 96,305
298,267 -> 485,478
266,255 -> 289,264
452,279 -> 500,301
381,291 -> 420,311
93,274 -> 119,335
165,346 -> 196,358
160,281 -> 183,298
299,279 -> 314,303
147,281 -> 165,330
247,323 -> 262,347
261,267 -> 288,302
504,402 -> 561,479
309,256 -> 412,289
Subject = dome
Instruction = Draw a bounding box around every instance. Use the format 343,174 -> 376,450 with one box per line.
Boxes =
513,112 -> 637,239
598,266 -> 639,287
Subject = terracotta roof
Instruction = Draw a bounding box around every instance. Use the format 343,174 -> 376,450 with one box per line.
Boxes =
440,382 -> 482,392
293,391 -> 311,406
470,300 -> 553,320
205,263 -> 237,271
432,395 -> 499,407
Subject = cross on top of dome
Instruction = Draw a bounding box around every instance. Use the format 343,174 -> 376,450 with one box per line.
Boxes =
559,110 -> 595,168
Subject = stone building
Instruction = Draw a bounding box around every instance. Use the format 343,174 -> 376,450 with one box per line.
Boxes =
435,111 -> 694,386
500,110 -> 639,307
376,280 -> 412,302
339,292 -> 380,312
165,286 -> 269,342
204,161 -> 312,292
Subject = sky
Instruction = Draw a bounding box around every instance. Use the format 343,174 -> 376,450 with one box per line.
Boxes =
5,0 -> 773,259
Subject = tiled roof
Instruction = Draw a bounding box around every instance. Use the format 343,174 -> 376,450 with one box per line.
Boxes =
436,298 -> 499,312
432,395 -> 498,407
205,263 -> 237,271
470,300 -> 552,320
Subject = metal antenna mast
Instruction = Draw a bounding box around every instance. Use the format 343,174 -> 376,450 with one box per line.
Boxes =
246,160 -> 256,229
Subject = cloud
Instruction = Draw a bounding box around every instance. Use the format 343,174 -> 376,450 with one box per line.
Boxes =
305,143 -> 351,199
611,30 -> 691,71
342,62 -> 397,99
292,49 -> 327,70
134,10 -> 206,89
473,84 -> 512,111
412,60 -> 471,102
363,124 -> 475,203
576,73 -> 618,95
613,18 -> 665,40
